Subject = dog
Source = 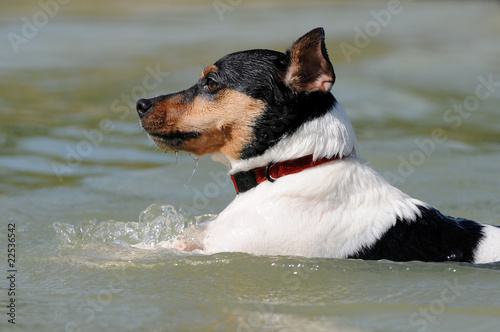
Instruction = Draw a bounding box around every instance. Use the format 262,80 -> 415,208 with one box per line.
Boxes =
136,27 -> 500,264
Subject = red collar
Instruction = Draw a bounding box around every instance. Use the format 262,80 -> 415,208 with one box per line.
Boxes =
230,154 -> 338,193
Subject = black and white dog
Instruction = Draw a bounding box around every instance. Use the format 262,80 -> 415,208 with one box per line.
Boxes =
136,28 -> 500,263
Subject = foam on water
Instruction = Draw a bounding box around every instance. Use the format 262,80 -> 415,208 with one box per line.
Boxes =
53,204 -> 215,250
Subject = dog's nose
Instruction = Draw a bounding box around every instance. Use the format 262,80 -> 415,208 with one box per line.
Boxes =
136,98 -> 154,118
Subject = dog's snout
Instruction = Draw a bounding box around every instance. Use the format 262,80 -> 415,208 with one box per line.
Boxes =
136,98 -> 154,118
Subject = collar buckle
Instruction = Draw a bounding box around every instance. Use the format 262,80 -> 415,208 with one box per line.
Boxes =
264,162 -> 276,183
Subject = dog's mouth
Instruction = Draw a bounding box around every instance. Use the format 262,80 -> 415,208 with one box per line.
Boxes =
148,131 -> 201,151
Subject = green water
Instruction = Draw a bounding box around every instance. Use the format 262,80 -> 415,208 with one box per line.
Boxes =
1,1 -> 500,331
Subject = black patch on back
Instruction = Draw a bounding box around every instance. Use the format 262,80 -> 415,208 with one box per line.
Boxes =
212,50 -> 336,159
349,207 -> 485,263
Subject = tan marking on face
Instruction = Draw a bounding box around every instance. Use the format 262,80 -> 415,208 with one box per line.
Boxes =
140,92 -> 187,134
177,89 -> 265,158
141,88 -> 265,159
200,65 -> 218,79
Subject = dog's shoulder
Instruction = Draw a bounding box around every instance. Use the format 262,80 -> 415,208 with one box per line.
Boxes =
349,206 -> 486,263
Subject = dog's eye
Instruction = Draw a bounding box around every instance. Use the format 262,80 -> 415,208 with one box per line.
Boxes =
206,78 -> 218,91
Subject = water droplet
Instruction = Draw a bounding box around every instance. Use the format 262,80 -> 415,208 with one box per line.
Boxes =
184,155 -> 200,188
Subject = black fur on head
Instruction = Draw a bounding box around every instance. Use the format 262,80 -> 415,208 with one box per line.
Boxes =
209,28 -> 337,159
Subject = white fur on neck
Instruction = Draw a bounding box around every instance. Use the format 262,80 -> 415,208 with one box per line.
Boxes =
211,102 -> 359,173
202,157 -> 427,257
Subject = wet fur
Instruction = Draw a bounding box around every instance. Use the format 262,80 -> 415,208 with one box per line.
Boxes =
137,28 -> 500,264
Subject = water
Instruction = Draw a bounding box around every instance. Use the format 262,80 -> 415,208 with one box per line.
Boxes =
1,0 -> 500,331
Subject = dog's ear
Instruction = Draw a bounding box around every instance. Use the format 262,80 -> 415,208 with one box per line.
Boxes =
284,27 -> 335,93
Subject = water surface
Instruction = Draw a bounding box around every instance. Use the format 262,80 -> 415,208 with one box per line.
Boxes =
1,1 -> 500,331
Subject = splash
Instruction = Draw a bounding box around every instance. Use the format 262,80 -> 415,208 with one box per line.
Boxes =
53,204 -> 215,250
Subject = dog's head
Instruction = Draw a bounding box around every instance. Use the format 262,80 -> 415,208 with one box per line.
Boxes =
137,27 -> 336,161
